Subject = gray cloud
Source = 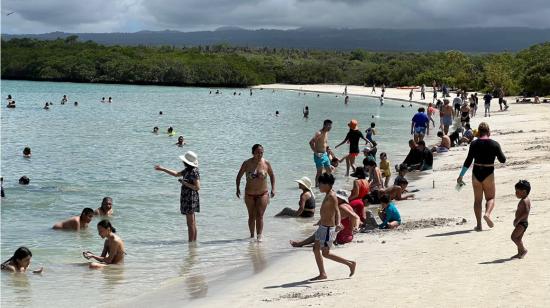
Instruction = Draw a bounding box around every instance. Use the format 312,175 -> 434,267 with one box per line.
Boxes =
2,0 -> 550,34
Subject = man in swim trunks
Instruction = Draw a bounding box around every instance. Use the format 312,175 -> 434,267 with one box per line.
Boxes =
310,119 -> 333,187
440,99 -> 454,135
411,107 -> 430,143
431,131 -> 451,153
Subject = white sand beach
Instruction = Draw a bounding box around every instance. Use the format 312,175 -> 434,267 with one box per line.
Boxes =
185,85 -> 550,307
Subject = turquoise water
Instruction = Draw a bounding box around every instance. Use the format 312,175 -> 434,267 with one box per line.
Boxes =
1,80 -> 413,307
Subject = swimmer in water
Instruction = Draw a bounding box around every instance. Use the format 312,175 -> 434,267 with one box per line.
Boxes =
1,247 -> 43,274
275,111 -> 280,116
176,136 -> 186,147
95,197 -> 113,216
303,106 -> 309,118
23,147 -> 32,158
101,97 -> 105,103
152,126 -> 159,134
167,127 -> 174,135
52,208 -> 95,230
44,102 -> 50,110
19,176 -> 30,185
108,97 -> 112,103
83,220 -> 125,269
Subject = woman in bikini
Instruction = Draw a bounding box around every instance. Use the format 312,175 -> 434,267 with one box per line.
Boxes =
83,220 -> 125,269
236,144 -> 276,242
457,122 -> 506,231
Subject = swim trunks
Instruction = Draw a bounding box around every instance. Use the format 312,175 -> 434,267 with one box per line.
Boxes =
435,146 -> 449,153
414,126 -> 427,135
442,115 -> 453,126
313,152 -> 331,169
315,225 -> 336,248
348,153 -> 359,158
518,221 -> 528,230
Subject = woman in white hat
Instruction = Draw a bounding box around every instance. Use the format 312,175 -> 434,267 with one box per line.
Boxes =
155,151 -> 200,242
275,177 -> 315,218
236,144 -> 276,242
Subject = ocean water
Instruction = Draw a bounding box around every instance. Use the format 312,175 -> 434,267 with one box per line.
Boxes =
1,80 -> 414,307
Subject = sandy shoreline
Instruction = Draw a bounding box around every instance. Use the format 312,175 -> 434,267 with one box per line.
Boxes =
129,85 -> 550,307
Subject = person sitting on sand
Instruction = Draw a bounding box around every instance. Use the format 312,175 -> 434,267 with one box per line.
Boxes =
393,164 -> 408,186
276,177 -> 315,218
335,190 -> 361,245
95,197 -> 113,216
23,147 -> 31,158
83,220 -> 125,269
363,159 -> 383,205
431,131 -> 451,153
459,124 -> 474,145
416,141 -> 433,170
53,208 -> 95,230
348,166 -> 370,202
1,247 -> 43,274
176,136 -> 186,147
309,173 -> 356,280
378,194 -> 401,229
381,178 -> 415,201
397,139 -> 420,171
511,180 -> 531,259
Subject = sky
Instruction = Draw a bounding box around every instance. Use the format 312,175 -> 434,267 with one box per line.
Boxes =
2,0 -> 550,34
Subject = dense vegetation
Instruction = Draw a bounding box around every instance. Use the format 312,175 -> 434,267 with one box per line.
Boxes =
2,37 -> 549,95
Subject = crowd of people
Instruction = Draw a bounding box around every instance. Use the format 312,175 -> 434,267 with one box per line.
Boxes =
2,85 -> 534,283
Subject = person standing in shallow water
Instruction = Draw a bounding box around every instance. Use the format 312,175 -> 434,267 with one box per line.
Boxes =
310,119 -> 333,187
457,122 -> 506,231
236,144 -> 276,242
155,151 -> 201,242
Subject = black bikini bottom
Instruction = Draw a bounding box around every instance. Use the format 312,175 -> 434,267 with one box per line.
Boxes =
473,165 -> 494,182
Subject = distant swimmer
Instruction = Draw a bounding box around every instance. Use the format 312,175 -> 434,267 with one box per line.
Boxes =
108,97 -> 112,103
233,92 -> 237,96
83,220 -> 125,269
95,197 -> 113,216
1,177 -> 4,198
379,95 -> 384,106
1,247 -> 43,274
317,94 -> 320,97
275,110 -> 280,117
159,111 -> 163,115
215,90 -> 220,95
61,95 -> 68,105
23,147 -> 32,158
7,100 -> 16,108
152,126 -> 159,134
209,91 -> 212,94
19,176 -> 30,185
344,96 -> 350,104
52,208 -> 95,231
303,106 -> 309,118
74,101 -> 78,106
167,126 -> 175,136
176,135 -> 186,147
235,144 -> 276,242
249,89 -> 252,96
101,97 -> 105,103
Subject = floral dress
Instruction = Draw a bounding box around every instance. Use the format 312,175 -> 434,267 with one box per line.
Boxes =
180,167 -> 200,215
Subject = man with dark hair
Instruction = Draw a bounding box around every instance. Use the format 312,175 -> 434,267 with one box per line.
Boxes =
53,208 -> 95,231
411,107 -> 430,143
95,197 -> 114,216
397,140 -> 422,171
416,141 -> 433,171
309,120 -> 333,186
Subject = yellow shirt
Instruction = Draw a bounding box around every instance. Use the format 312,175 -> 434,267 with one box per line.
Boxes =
380,160 -> 391,177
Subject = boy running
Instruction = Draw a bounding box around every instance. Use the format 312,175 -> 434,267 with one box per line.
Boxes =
311,173 -> 356,281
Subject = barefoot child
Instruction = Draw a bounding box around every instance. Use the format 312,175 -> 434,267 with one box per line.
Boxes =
310,173 -> 356,280
379,152 -> 391,188
511,180 -> 531,259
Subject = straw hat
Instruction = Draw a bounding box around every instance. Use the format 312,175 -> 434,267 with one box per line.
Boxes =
294,176 -> 313,192
348,119 -> 358,130
179,151 -> 198,167
335,190 -> 349,203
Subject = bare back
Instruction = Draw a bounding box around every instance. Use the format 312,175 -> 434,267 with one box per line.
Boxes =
104,234 -> 125,264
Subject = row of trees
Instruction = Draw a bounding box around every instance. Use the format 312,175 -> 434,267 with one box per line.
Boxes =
2,37 -> 549,95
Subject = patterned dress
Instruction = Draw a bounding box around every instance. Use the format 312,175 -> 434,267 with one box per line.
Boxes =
180,167 -> 200,215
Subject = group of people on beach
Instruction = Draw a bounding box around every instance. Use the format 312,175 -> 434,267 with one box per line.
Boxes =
2,85 -> 535,282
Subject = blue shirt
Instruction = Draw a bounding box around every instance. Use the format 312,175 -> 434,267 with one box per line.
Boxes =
412,112 -> 429,128
379,202 -> 401,229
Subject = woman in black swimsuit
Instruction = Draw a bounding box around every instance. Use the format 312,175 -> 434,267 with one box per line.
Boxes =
457,122 -> 506,231
275,177 -> 315,218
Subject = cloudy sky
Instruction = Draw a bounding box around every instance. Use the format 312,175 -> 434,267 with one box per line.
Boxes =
2,0 -> 550,34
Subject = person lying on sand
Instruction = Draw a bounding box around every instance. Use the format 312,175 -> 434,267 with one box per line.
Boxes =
431,131 -> 450,153
381,178 -> 415,201
83,220 -> 125,269
52,208 -> 94,231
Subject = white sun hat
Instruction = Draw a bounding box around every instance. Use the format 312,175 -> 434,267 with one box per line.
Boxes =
294,176 -> 313,192
335,189 -> 349,203
179,151 -> 198,167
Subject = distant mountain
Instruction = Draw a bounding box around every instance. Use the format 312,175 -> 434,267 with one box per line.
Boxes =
3,27 -> 550,52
